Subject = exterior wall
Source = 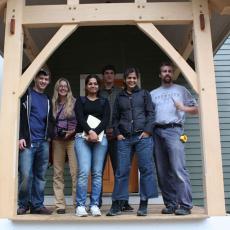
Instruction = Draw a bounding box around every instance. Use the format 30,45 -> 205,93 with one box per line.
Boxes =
214,36 -> 230,212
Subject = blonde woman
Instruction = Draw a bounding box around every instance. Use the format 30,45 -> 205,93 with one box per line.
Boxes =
52,78 -> 77,214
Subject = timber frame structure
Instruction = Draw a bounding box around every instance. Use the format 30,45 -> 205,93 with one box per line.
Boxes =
0,0 -> 229,219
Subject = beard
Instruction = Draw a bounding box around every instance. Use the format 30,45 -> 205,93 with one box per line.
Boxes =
162,76 -> 173,84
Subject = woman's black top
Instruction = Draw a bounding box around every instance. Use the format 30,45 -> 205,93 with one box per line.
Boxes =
74,96 -> 110,135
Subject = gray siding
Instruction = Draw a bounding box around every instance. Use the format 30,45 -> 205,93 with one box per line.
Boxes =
214,37 -> 230,212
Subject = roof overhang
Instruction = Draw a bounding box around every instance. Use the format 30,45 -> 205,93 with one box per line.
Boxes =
0,0 -> 230,59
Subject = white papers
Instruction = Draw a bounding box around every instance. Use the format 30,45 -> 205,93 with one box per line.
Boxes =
82,115 -> 104,142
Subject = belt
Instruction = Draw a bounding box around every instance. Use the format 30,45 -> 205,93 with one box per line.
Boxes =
155,123 -> 182,129
123,131 -> 143,138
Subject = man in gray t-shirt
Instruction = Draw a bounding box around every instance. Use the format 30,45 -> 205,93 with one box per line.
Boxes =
150,61 -> 198,216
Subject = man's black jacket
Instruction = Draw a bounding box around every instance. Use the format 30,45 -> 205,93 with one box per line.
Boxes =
19,88 -> 54,147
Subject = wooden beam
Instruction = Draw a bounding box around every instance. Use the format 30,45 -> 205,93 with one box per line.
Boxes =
137,23 -> 198,93
22,2 -> 193,28
174,35 -> 193,79
19,24 -> 78,96
192,0 -> 226,216
209,0 -> 230,14
221,6 -> 230,15
0,0 -> 24,218
23,27 -> 39,62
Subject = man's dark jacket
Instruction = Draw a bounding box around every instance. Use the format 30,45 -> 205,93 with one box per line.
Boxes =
112,86 -> 154,136
19,88 -> 54,147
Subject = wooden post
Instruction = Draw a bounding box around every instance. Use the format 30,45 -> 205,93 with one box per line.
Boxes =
0,0 -> 24,218
192,0 -> 226,215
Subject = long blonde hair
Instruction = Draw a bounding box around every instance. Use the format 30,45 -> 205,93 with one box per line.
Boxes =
52,78 -> 75,118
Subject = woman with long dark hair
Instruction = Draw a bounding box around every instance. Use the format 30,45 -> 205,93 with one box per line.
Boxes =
74,74 -> 110,217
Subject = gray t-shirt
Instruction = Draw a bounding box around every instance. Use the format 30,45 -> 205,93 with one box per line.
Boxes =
150,84 -> 197,125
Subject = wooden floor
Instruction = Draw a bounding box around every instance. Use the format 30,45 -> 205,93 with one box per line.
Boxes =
12,205 -> 207,221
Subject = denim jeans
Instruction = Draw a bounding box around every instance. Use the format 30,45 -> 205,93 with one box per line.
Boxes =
18,141 -> 49,209
74,135 -> 108,207
154,127 -> 193,209
112,134 -> 158,201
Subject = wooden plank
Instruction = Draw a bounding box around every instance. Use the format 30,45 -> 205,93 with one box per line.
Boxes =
10,205 -> 207,221
0,0 -> 24,218
192,0 -> 226,216
22,2 -> 193,27
19,24 -> 78,96
137,23 -> 198,93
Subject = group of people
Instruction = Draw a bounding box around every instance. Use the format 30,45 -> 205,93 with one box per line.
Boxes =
17,61 -> 198,217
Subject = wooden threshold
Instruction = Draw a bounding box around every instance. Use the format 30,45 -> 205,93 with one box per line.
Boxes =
11,205 -> 207,222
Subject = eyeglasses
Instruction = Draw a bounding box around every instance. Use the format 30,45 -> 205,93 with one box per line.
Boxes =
59,85 -> 68,89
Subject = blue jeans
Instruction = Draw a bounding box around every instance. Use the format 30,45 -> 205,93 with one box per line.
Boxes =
154,127 -> 193,209
74,135 -> 108,207
112,134 -> 158,201
18,141 -> 49,209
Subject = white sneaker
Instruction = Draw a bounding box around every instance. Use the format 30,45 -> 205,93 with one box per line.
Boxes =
90,205 -> 101,216
76,206 -> 88,217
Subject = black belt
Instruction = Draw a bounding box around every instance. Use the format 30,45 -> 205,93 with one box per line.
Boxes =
155,123 -> 182,129
123,131 -> 143,138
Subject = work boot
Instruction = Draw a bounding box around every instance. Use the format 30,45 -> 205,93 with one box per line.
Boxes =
175,207 -> 191,215
137,200 -> 148,216
106,200 -> 123,216
161,205 -> 177,214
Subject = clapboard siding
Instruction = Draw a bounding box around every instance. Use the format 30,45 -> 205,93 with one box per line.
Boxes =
215,37 -> 230,212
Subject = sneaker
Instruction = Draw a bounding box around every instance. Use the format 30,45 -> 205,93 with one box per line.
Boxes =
161,205 -> 177,214
30,206 -> 52,215
17,207 -> 29,215
90,205 -> 101,216
76,206 -> 88,217
106,200 -> 123,216
121,201 -> 134,212
137,200 -> 148,216
175,207 -> 191,215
